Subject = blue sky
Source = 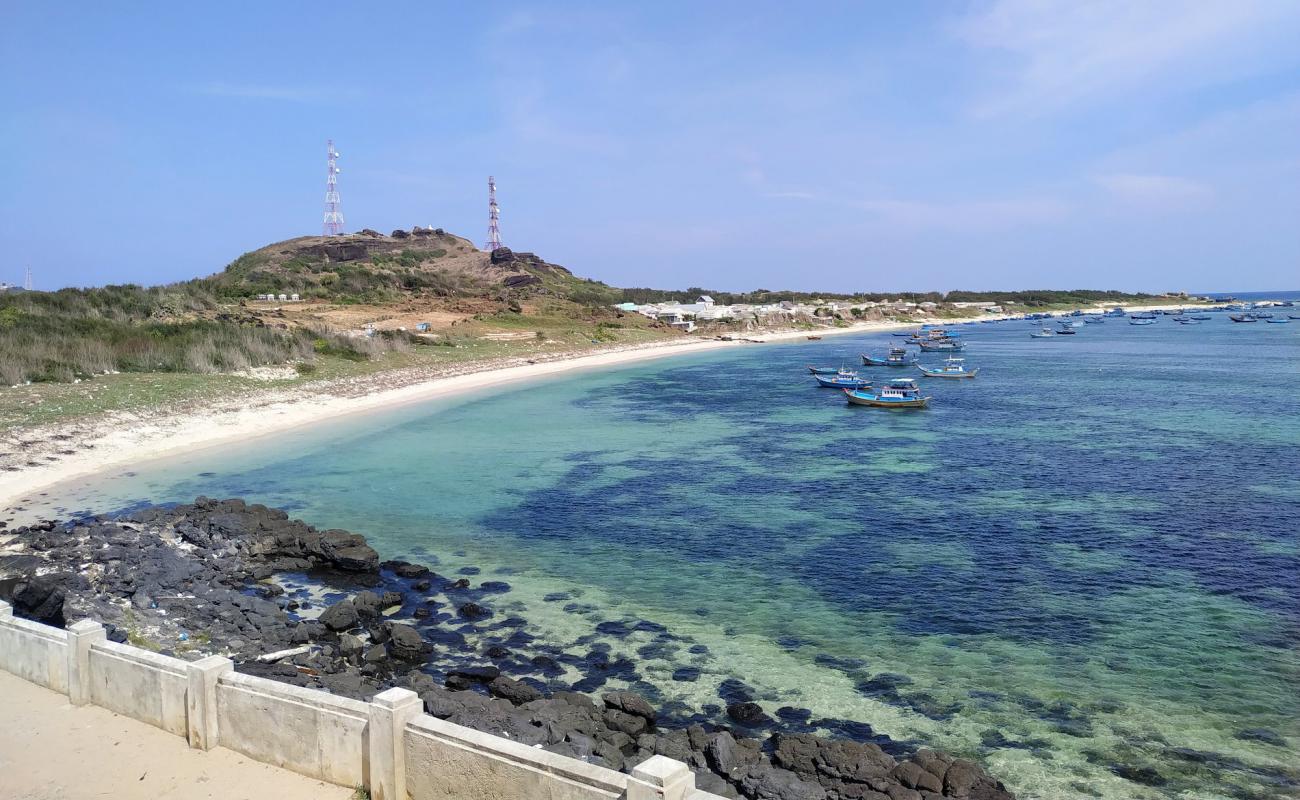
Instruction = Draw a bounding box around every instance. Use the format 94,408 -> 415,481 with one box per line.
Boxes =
2,2 -> 1298,293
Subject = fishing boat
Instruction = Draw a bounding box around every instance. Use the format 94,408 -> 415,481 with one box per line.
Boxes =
844,378 -> 931,409
918,356 -> 978,379
1229,314 -> 1259,323
891,332 -> 914,337
1130,318 -> 1156,326
814,373 -> 872,389
1130,311 -> 1157,320
1055,327 -> 1077,334
1175,317 -> 1200,325
1058,320 -> 1083,328
1083,317 -> 1104,324
1289,315 -> 1300,320
861,348 -> 916,367
1029,327 -> 1054,338
807,366 -> 842,375
1190,314 -> 1211,321
1265,318 -> 1290,324
807,335 -> 823,341
917,339 -> 965,351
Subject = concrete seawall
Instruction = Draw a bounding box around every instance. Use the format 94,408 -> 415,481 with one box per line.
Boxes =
0,600 -> 727,800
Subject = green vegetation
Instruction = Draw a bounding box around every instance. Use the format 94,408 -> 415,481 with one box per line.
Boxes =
0,284 -> 412,385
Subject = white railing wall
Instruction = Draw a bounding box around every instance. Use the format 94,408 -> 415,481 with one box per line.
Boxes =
0,601 -> 725,800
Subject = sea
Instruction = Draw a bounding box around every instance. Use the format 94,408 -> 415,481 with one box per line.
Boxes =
21,297 -> 1300,800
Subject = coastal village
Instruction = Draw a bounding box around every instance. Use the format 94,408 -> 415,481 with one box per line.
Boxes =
613,295 -> 1005,333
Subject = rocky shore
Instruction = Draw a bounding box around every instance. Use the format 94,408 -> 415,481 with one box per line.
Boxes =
0,498 -> 1014,800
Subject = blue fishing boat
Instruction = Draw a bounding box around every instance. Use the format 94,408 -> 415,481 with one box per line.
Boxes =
814,373 -> 871,389
1055,326 -> 1077,334
1229,314 -> 1259,323
1190,314 -> 1211,321
1175,317 -> 1200,325
1029,327 -> 1054,338
1058,320 -> 1082,328
1130,311 -> 1157,320
844,378 -> 931,409
807,365 -> 842,375
1289,314 -> 1300,320
1265,318 -> 1289,324
1130,318 -> 1156,326
918,356 -> 978,379
861,347 -> 916,367
1083,317 -> 1104,324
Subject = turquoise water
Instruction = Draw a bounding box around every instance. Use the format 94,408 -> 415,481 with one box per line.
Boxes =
28,314 -> 1300,800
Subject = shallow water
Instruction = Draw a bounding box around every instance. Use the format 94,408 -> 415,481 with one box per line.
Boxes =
22,312 -> 1300,800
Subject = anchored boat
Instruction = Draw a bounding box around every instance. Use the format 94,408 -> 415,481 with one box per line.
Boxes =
1229,314 -> 1259,323
918,356 -> 978,379
807,366 -> 842,375
917,339 -> 965,352
861,348 -> 916,367
814,372 -> 872,389
844,378 -> 931,409
1130,318 -> 1156,326
1030,327 -> 1054,338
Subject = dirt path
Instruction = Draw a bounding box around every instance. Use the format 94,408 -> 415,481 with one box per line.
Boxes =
0,670 -> 355,800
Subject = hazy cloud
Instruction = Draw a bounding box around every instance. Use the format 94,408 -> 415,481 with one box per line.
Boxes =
955,0 -> 1300,117
858,196 -> 1067,233
1093,173 -> 1213,209
192,82 -> 334,103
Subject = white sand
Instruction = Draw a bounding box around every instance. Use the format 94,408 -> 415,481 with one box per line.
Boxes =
0,321 -> 886,509
0,304 -> 1196,511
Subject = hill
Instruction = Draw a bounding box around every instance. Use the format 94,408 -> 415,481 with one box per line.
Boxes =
208,229 -> 620,307
0,229 -> 667,387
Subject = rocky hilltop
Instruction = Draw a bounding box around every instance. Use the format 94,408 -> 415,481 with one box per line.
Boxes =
0,499 -> 1013,800
210,229 -> 613,304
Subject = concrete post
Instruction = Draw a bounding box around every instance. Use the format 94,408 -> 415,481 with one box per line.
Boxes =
367,687 -> 423,800
628,755 -> 695,800
186,655 -> 233,750
66,619 -> 106,706
0,599 -> 12,619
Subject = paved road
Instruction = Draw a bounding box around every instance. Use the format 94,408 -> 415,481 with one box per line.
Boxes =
0,669 -> 355,800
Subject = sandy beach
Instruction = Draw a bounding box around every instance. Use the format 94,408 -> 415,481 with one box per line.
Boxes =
0,304 -> 1199,512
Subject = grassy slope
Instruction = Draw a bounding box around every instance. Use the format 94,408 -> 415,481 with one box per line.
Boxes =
0,314 -> 674,431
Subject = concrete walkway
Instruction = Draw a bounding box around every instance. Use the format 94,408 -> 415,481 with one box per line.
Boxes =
0,670 -> 356,800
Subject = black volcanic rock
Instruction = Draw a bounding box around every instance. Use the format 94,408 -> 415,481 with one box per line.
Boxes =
0,499 -> 1018,800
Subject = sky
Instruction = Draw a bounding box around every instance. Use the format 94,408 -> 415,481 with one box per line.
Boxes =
2,1 -> 1298,294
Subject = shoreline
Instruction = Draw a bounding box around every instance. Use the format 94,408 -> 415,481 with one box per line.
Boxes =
0,319 -> 897,510
0,302 -> 1205,511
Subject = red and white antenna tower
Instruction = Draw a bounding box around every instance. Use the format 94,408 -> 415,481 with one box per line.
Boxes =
323,140 -> 344,236
484,176 -> 502,251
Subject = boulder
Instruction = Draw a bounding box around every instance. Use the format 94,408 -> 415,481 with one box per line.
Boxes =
738,764 -> 828,800
8,574 -> 71,626
602,691 -> 657,724
319,599 -> 358,632
726,701 -> 771,728
458,602 -> 491,620
386,623 -> 425,661
603,708 -> 649,737
893,762 -> 942,794
705,731 -> 761,778
943,760 -> 983,798
487,675 -> 543,706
